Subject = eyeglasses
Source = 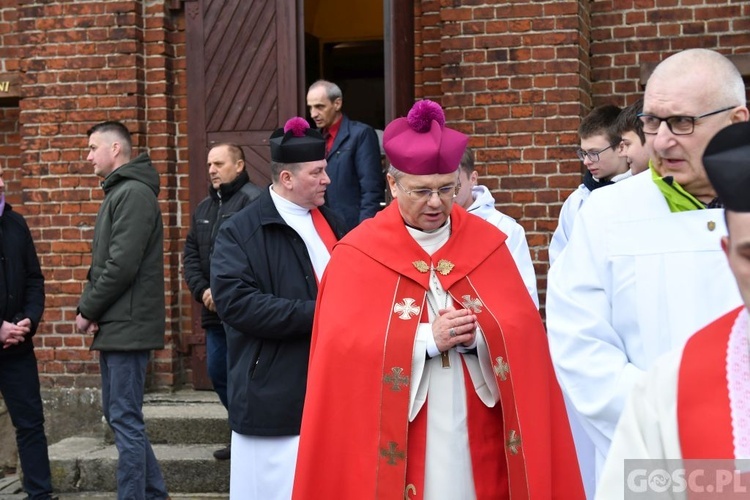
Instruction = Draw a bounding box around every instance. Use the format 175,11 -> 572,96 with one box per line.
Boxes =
395,180 -> 460,201
637,106 -> 736,136
575,143 -> 617,163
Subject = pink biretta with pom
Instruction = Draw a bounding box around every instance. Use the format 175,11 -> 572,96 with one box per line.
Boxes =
382,99 -> 468,175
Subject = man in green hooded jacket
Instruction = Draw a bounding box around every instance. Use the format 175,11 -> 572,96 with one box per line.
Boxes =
76,121 -> 168,500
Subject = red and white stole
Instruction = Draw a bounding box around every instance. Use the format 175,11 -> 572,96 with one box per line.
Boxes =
309,208 -> 336,283
678,307 -> 749,459
309,208 -> 336,255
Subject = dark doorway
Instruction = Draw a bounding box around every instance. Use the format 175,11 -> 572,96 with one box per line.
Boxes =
319,41 -> 385,130
303,0 -> 385,131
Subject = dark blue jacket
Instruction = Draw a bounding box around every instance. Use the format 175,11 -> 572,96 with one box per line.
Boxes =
210,189 -> 347,436
0,203 -> 44,359
323,115 -> 384,231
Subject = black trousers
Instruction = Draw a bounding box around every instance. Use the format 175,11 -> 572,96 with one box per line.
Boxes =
0,348 -> 53,499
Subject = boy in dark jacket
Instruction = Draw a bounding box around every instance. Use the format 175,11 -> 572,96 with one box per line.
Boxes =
0,164 -> 55,500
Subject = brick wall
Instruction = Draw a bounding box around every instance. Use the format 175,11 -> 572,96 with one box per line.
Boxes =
11,0 -> 187,389
0,4 -> 21,206
0,106 -> 21,202
415,0 -> 750,307
1,0 -> 748,390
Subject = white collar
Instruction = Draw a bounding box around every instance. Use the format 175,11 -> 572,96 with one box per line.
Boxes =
406,217 -> 451,256
269,185 -> 309,217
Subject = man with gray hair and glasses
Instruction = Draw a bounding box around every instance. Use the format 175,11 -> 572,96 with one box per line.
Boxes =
546,48 -> 749,498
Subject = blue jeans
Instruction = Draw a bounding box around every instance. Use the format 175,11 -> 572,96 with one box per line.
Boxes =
205,325 -> 228,409
0,349 -> 53,500
99,350 -> 168,500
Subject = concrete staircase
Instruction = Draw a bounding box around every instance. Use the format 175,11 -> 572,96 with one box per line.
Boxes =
48,390 -> 231,499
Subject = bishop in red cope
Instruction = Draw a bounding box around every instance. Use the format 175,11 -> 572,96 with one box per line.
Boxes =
292,100 -> 584,500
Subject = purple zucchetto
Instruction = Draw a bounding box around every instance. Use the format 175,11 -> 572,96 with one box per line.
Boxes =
703,121 -> 750,213
270,117 -> 326,164
383,100 -> 468,175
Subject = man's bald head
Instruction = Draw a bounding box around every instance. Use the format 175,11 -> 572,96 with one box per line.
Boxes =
642,49 -> 749,201
648,49 -> 746,109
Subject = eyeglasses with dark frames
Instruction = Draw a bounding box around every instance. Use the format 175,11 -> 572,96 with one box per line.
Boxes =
395,180 -> 460,201
575,143 -> 617,163
637,106 -> 737,136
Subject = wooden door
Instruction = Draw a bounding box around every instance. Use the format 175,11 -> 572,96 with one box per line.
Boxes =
184,0 -> 301,388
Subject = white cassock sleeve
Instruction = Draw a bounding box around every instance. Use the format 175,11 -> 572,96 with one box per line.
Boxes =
596,350 -> 683,500
409,323 -> 432,420
548,185 -> 587,266
495,215 -> 539,309
546,196 -> 645,458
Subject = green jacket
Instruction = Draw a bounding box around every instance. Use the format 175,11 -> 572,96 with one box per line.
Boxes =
79,153 -> 165,351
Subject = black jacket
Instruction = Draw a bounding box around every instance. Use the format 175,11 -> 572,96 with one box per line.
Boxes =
583,169 -> 614,191
183,171 -> 262,328
210,189 -> 347,436
0,203 -> 44,359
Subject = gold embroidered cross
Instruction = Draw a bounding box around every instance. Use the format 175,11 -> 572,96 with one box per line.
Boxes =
393,298 -> 420,320
507,430 -> 521,455
494,356 -> 510,381
383,367 -> 409,391
380,441 -> 406,465
461,295 -> 483,313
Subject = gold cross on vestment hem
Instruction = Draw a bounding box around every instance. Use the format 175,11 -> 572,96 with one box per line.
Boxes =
380,441 -> 406,465
494,356 -> 509,381
507,430 -> 521,455
383,367 -> 409,391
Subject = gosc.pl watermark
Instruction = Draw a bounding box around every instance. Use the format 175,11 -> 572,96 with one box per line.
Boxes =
625,459 -> 750,499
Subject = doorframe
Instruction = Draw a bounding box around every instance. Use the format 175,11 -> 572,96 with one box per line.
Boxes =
384,0 -> 414,122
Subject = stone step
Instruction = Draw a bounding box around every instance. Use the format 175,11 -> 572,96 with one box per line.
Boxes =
49,437 -> 230,494
0,473 -> 25,500
101,390 -> 231,446
0,477 -> 228,500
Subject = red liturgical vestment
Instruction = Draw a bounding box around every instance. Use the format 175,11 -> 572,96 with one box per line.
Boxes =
292,203 -> 584,499
679,306 -> 748,459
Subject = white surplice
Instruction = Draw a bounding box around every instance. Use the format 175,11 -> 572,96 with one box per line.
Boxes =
546,171 -> 742,496
549,170 -> 632,266
230,433 -> 300,500
548,183 -> 592,266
